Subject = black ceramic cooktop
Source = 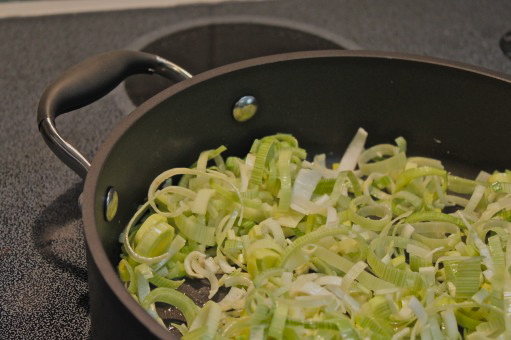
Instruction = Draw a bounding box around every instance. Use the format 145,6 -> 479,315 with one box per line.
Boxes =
1,1 -> 510,338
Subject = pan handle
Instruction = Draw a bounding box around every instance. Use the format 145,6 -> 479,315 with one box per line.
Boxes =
37,50 -> 192,179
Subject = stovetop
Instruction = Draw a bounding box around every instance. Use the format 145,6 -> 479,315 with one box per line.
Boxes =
1,1 -> 510,338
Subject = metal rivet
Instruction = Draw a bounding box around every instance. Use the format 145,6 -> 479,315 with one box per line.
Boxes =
104,187 -> 119,222
233,95 -> 258,122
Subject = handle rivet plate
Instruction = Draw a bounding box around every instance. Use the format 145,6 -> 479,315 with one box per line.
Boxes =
233,95 -> 258,122
104,187 -> 119,222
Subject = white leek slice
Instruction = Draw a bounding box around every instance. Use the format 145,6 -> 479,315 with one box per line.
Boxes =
338,127 -> 367,171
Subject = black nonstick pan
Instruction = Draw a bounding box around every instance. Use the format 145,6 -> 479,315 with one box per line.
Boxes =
38,50 -> 511,339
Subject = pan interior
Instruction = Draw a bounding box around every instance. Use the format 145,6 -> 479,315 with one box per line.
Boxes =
86,52 -> 511,336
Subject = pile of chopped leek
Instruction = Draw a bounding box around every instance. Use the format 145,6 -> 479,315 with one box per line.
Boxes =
118,129 -> 511,339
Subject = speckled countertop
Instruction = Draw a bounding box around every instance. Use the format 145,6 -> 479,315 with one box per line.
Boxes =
0,1 -> 510,338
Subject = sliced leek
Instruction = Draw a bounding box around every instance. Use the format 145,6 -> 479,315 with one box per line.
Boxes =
118,130 -> 511,339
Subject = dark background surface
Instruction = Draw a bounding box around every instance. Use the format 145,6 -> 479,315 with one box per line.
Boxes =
1,1 -> 510,338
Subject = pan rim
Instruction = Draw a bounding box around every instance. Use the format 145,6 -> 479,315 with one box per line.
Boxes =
81,49 -> 511,338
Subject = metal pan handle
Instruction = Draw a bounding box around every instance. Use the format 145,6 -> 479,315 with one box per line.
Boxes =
37,50 -> 192,179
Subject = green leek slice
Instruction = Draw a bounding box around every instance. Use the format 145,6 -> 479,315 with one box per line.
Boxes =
117,130 -> 510,339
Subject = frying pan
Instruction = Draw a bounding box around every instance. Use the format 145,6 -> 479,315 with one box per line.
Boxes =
37,50 -> 511,339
